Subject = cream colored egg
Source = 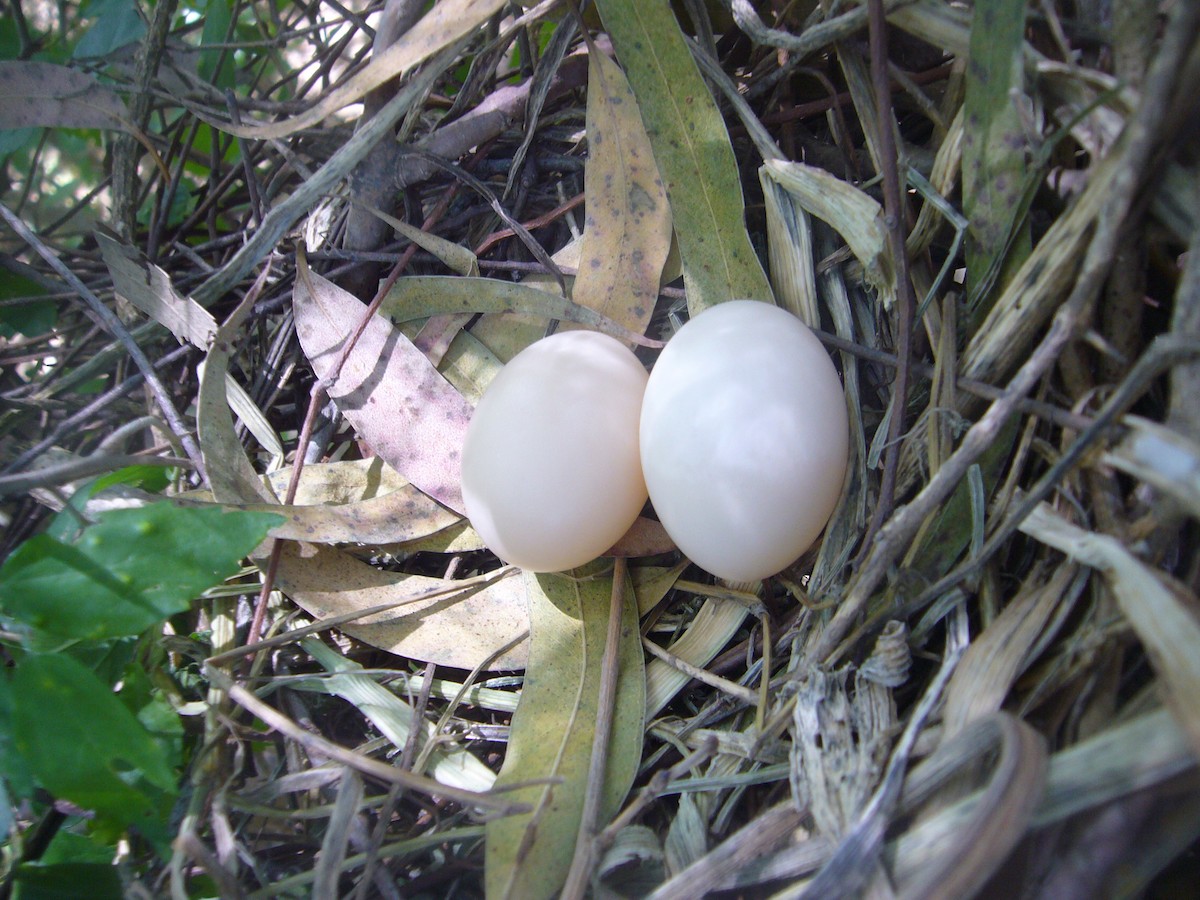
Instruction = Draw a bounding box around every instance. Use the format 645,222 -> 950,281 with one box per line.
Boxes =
462,330 -> 649,572
639,300 -> 849,582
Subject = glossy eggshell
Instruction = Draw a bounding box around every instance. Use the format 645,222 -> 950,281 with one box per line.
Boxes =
639,300 -> 849,582
461,330 -> 649,572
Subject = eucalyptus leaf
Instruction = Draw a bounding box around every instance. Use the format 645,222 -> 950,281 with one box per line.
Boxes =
594,0 -> 772,313
486,566 -> 645,899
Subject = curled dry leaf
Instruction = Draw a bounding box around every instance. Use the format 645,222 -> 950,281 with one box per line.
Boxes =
270,541 -> 528,670
293,256 -> 472,514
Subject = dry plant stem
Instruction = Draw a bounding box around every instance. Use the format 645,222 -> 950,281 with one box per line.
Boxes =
859,0 -> 916,558
808,0 -> 1200,666
908,333 -> 1200,616
203,665 -> 521,812
650,802 -> 805,900
112,0 -> 177,240
641,634 -> 760,705
0,453 -> 190,498
0,203 -> 206,480
351,660 -> 438,900
593,736 -> 719,855
812,327 -> 1095,433
561,557 -> 630,900
474,190 -> 587,255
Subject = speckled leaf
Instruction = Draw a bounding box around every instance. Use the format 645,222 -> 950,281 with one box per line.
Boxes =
486,566 -> 645,900
0,61 -> 128,131
594,0 -> 772,313
963,0 -> 1030,307
260,459 -> 461,543
177,459 -> 462,546
270,541 -> 529,670
570,47 -> 671,336
293,256 -> 472,514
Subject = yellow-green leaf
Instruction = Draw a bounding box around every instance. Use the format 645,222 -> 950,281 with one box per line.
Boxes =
380,275 -> 658,346
570,47 -> 672,335
594,0 -> 772,313
486,566 -> 645,899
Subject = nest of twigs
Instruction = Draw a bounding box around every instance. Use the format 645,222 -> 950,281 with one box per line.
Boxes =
3,1 -> 1200,898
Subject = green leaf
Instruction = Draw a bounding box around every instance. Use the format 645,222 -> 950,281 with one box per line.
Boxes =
486,566 -> 645,900
963,0 -> 1030,311
0,502 -> 282,641
197,0 -> 235,89
11,862 -> 123,900
72,0 -> 147,59
0,270 -> 55,338
11,654 -> 176,846
594,0 -> 772,313
0,672 -> 36,799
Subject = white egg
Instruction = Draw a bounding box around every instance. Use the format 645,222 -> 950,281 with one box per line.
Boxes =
639,300 -> 849,582
462,330 -> 649,572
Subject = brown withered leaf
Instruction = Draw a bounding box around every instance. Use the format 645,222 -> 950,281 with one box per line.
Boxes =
271,542 -> 528,670
293,254 -> 471,514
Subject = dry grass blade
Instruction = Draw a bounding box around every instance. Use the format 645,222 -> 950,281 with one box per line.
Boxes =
204,666 -> 522,813
1019,502 -> 1200,759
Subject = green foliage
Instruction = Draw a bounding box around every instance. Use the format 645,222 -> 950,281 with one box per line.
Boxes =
0,500 -> 281,854
72,0 -> 148,59
196,0 -> 235,90
0,271 -> 56,339
11,654 -> 177,849
0,501 -> 281,642
10,862 -> 123,900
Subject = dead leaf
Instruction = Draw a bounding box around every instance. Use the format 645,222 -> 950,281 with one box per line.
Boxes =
381,275 -> 662,347
271,541 -> 528,670
293,256 -> 472,514
97,230 -> 217,348
568,47 -> 671,337
1020,502 -> 1200,759
196,293 -> 278,505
